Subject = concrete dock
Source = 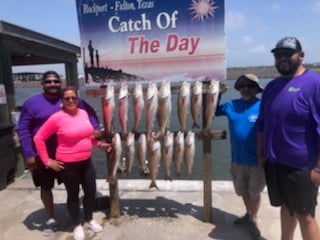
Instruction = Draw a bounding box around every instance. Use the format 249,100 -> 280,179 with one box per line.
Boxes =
0,173 -> 317,240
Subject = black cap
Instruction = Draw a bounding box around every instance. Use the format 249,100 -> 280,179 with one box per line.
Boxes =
271,37 -> 302,53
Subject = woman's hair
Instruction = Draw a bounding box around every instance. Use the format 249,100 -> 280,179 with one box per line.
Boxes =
61,86 -> 78,98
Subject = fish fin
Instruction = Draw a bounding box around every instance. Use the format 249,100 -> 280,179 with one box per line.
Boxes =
149,181 -> 159,190
192,122 -> 200,129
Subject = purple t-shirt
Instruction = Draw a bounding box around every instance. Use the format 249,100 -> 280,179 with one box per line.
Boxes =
18,93 -> 100,160
257,70 -> 320,169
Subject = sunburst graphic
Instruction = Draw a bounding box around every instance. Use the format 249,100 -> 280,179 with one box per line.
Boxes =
189,0 -> 218,21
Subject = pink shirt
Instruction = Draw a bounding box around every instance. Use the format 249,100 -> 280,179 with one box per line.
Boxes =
34,109 -> 100,165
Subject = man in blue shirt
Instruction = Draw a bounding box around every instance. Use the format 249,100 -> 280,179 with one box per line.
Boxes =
217,74 -> 265,240
257,37 -> 320,240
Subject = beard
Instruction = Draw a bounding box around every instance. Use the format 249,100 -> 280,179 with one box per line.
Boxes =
276,58 -> 300,76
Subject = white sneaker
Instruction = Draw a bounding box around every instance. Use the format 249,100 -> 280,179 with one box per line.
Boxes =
42,218 -> 58,236
84,220 -> 103,233
73,225 -> 85,240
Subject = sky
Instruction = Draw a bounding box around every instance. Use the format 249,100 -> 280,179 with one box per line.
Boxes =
1,0 -> 320,75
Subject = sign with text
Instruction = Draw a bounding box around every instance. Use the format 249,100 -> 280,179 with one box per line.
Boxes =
76,0 -> 225,83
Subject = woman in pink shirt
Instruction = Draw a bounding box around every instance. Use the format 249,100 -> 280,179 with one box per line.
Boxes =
34,86 -> 111,240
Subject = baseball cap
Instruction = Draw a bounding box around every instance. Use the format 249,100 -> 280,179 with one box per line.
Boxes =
271,37 -> 302,53
234,74 -> 263,92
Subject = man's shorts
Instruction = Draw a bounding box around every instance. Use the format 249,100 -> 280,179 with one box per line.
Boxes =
230,162 -> 266,199
31,157 -> 61,190
264,161 -> 318,217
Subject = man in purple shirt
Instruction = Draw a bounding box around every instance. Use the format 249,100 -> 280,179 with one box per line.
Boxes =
257,37 -> 320,240
17,71 -> 100,236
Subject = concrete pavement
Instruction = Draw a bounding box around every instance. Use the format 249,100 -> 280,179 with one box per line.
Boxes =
0,173 -> 317,240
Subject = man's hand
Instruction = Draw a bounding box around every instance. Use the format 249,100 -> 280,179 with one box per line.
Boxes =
26,157 -> 37,171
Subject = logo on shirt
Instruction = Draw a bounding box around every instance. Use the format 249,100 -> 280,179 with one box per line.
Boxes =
288,86 -> 301,92
248,114 -> 258,123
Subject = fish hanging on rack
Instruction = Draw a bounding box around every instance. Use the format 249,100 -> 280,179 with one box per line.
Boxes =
118,83 -> 128,138
103,84 -> 115,138
148,137 -> 161,189
137,133 -> 149,176
178,81 -> 191,132
191,81 -> 203,129
157,80 -> 172,138
132,82 -> 144,133
108,133 -> 122,185
184,131 -> 195,179
125,132 -> 135,177
204,79 -> 219,133
162,131 -> 174,181
146,82 -> 158,139
174,131 -> 184,177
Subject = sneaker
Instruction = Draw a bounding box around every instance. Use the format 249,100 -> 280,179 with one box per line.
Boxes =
73,225 -> 85,240
84,220 -> 103,233
233,212 -> 250,225
42,218 -> 58,236
248,219 -> 261,239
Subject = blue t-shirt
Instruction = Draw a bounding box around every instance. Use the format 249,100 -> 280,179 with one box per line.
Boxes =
216,98 -> 260,166
257,70 -> 320,169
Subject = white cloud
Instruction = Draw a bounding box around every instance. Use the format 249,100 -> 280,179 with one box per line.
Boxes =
248,45 -> 266,53
225,10 -> 246,30
312,1 -> 320,13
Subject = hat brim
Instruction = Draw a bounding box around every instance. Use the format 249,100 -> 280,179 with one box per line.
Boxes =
234,76 -> 263,93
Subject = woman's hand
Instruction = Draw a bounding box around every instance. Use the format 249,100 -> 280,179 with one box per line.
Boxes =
46,159 -> 64,172
100,143 -> 112,152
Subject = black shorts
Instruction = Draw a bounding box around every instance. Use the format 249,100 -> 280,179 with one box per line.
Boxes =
264,161 -> 318,217
31,156 -> 61,190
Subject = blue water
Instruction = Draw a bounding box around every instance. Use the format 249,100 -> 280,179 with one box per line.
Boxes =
15,78 -> 272,180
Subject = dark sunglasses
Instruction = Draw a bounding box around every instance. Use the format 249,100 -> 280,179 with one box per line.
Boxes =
44,79 -> 61,84
239,83 -> 256,89
273,51 -> 296,60
63,96 -> 78,101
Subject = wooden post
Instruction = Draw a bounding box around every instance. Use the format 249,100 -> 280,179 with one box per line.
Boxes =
101,97 -> 120,218
202,83 -> 212,223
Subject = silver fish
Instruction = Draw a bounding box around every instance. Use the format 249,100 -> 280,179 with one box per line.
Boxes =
178,81 -> 190,132
204,79 -> 219,132
118,82 -> 128,138
103,84 -> 115,137
137,133 -> 148,176
148,138 -> 161,189
125,132 -> 135,177
132,82 -> 144,133
108,133 -> 122,185
191,81 -> 203,129
157,80 -> 172,137
146,82 -> 158,138
174,131 -> 184,177
162,131 -> 174,181
184,131 -> 195,179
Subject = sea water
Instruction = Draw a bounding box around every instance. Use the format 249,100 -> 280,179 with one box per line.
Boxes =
14,78 -> 271,180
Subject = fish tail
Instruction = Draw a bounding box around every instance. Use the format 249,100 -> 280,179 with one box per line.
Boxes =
149,180 -> 159,189
192,122 -> 200,129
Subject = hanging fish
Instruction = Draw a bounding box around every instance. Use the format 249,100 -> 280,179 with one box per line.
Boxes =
108,133 -> 122,185
157,80 -> 172,137
118,82 -> 128,138
184,131 -> 195,179
162,131 -> 174,181
103,84 -> 115,138
125,132 -> 135,177
204,79 -> 219,133
146,82 -> 158,139
148,138 -> 161,189
174,131 -> 184,177
191,81 -> 203,129
137,133 -> 148,176
178,81 -> 190,132
132,82 -> 144,133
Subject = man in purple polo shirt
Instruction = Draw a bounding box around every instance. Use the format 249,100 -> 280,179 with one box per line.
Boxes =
17,71 -> 100,236
257,37 -> 320,240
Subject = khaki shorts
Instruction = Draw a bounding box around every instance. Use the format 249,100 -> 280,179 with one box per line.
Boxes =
230,162 -> 266,199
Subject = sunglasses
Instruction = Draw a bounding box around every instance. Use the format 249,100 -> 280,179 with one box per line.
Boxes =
44,79 -> 61,84
273,51 -> 296,60
63,96 -> 78,101
239,83 -> 256,89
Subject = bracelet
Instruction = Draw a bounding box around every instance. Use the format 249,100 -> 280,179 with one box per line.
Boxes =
313,167 -> 320,174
